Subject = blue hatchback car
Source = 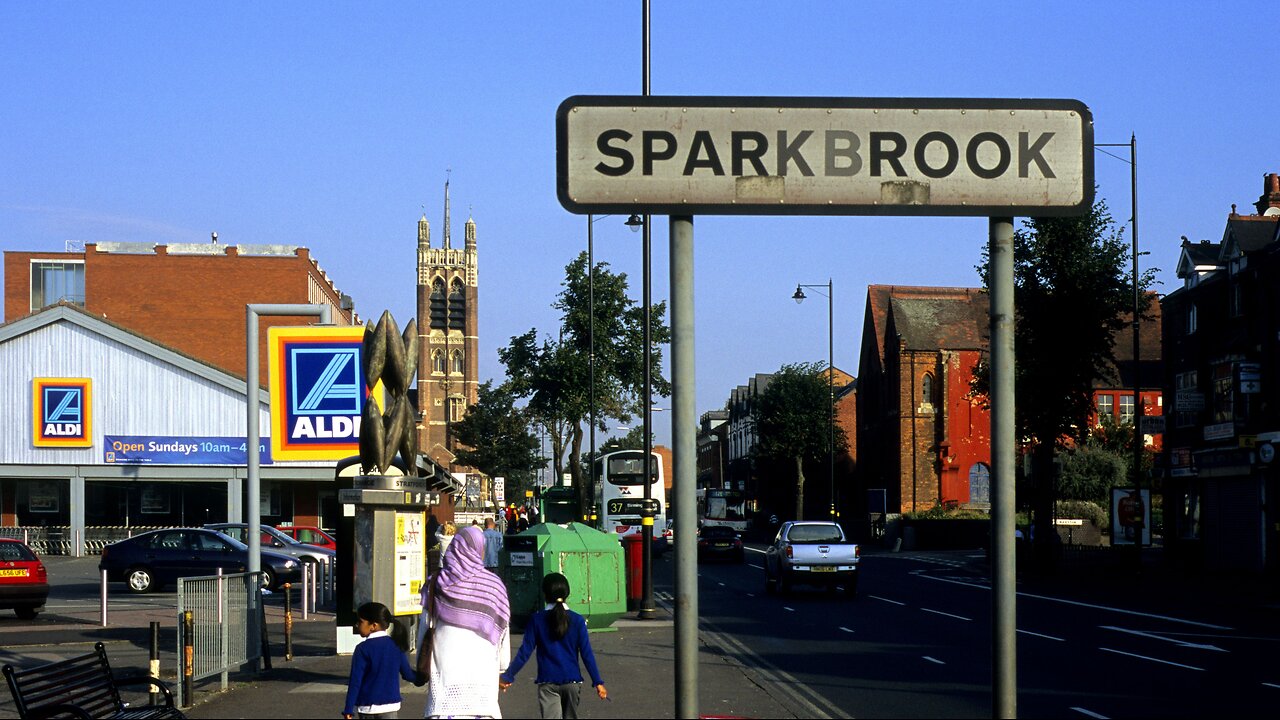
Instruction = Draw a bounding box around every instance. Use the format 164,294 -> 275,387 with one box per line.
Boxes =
99,527 -> 301,593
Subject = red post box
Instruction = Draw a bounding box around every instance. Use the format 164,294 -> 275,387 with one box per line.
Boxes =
622,533 -> 644,609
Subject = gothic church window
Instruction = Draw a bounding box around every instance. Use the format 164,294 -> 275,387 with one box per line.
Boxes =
432,350 -> 445,375
448,280 -> 466,330
430,278 -> 447,330
451,350 -> 464,375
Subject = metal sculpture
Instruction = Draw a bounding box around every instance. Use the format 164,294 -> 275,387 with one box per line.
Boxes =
358,310 -> 419,474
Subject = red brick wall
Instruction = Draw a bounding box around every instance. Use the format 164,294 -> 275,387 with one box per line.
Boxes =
6,245 -> 352,382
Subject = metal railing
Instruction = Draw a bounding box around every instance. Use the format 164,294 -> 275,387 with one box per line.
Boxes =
176,570 -> 263,707
0,525 -> 173,555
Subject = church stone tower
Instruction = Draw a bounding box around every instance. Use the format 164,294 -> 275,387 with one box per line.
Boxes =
416,180 -> 480,469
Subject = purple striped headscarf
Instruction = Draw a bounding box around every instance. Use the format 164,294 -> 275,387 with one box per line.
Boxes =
433,525 -> 510,645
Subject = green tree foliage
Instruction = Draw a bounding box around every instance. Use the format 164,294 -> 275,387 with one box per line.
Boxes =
973,196 -> 1157,562
1058,444 -> 1126,505
499,251 -> 670,514
450,381 -> 543,502
750,363 -> 849,520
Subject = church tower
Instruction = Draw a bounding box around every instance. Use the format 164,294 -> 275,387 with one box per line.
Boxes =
416,179 -> 480,470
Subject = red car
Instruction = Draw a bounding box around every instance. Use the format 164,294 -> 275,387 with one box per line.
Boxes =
274,525 -> 336,552
0,538 -> 49,619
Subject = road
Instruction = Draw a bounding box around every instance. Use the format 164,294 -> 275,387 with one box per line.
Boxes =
682,544 -> 1280,719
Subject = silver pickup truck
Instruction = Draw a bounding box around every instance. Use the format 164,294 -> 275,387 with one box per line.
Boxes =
764,521 -> 859,597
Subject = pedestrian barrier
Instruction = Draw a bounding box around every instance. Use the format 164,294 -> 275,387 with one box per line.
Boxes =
0,525 -> 171,555
175,571 -> 264,707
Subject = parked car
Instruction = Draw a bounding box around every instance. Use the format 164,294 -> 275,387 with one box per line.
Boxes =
204,523 -> 336,570
0,538 -> 49,619
275,525 -> 337,552
697,525 -> 745,563
764,521 -> 860,597
99,528 -> 301,593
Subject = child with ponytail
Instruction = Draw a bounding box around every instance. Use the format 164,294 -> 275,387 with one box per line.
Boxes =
499,573 -> 607,718
343,601 -> 417,719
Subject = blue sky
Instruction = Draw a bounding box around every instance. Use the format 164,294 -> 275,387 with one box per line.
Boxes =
3,2 -> 1276,447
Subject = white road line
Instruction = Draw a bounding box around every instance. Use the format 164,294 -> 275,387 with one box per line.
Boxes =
1262,682 -> 1280,690
1100,625 -> 1227,652
868,594 -> 905,606
746,593 -> 755,598
922,608 -> 972,622
923,656 -> 945,665
1070,707 -> 1109,719
1099,647 -> 1205,671
1017,629 -> 1066,642
916,574 -> 1233,630
717,582 -> 726,587
747,563 -> 764,570
746,546 -> 767,554
783,606 -> 795,612
700,624 -> 841,718
838,626 -> 855,634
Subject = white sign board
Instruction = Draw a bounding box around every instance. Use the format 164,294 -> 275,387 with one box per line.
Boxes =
393,511 -> 426,616
558,96 -> 1093,217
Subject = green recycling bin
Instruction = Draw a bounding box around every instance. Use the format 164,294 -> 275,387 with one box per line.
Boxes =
501,522 -> 625,631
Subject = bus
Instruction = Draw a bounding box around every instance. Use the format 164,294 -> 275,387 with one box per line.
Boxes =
699,488 -> 750,533
594,450 -> 666,548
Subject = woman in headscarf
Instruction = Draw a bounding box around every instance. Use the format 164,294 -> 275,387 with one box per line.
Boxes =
417,525 -> 511,718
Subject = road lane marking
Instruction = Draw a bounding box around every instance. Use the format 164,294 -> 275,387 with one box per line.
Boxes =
748,563 -> 764,570
746,593 -> 755,598
1070,707 -> 1109,719
838,626 -> 854,633
701,624 -> 842,718
1099,647 -> 1205,671
1100,625 -> 1227,652
915,574 -> 1233,630
717,582 -> 726,587
783,606 -> 795,612
923,656 -> 945,665
746,546 -> 766,554
1016,629 -> 1066,642
869,594 -> 905,606
1263,682 -> 1280,690
922,608 -> 972,622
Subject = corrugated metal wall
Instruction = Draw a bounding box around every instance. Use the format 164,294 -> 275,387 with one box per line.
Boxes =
0,321 -> 272,465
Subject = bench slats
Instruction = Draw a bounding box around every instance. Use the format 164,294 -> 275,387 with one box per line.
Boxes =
3,642 -> 185,720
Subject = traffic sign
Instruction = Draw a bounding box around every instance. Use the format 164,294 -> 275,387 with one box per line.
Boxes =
558,96 -> 1093,217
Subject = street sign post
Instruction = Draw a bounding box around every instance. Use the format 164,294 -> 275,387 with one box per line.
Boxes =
558,96 -> 1093,217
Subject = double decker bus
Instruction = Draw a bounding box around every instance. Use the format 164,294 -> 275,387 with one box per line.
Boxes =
594,450 -> 666,545
698,488 -> 750,533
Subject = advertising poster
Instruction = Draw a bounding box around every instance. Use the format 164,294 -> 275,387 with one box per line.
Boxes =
27,482 -> 59,513
104,436 -> 272,465
1110,488 -> 1151,546
393,511 -> 426,616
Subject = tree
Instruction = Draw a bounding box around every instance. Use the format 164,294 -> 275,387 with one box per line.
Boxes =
750,363 -> 849,521
450,381 -> 543,503
974,196 -> 1157,564
499,251 -> 670,515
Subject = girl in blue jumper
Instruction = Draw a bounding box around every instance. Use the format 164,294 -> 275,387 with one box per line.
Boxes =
343,602 -> 418,719
499,573 -> 607,719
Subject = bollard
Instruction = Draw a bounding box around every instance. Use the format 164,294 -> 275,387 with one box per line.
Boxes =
283,583 -> 294,661
149,621 -> 161,705
301,565 -> 309,621
309,561 -> 317,614
216,568 -> 224,624
100,569 -> 108,627
181,610 -> 194,708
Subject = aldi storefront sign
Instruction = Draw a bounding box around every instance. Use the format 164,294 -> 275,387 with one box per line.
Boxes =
268,326 -> 378,461
558,96 -> 1093,217
32,377 -> 92,447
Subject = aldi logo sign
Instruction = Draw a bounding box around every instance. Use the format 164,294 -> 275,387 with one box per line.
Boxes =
268,326 -> 379,461
33,378 -> 92,447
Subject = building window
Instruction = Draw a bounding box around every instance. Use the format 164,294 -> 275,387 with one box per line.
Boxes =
30,261 -> 85,312
429,278 -> 447,329
449,396 -> 466,422
451,350 -> 464,375
921,373 -> 934,405
968,463 -> 991,509
1186,303 -> 1197,334
448,280 -> 466,331
1174,371 -> 1198,429
1096,394 -> 1114,423
431,350 -> 445,375
1230,283 -> 1244,318
1119,395 -> 1135,425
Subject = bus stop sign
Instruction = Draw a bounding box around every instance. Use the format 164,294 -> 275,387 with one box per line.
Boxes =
557,95 -> 1093,217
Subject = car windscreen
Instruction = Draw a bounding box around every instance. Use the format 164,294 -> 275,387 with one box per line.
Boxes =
785,525 -> 843,544
0,543 -> 36,561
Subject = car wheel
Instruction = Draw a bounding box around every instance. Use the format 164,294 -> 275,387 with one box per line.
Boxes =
127,566 -> 156,594
260,568 -> 277,591
14,605 -> 41,620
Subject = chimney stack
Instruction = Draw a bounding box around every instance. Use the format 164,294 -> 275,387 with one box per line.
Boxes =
1255,172 -> 1280,215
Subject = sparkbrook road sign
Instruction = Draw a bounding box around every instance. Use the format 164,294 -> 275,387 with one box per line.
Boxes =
268,326 -> 381,461
557,96 -> 1093,217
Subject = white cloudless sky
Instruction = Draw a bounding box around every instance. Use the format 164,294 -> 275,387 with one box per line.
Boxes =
3,2 -> 1276,447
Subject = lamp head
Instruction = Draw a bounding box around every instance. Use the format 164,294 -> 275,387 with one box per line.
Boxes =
625,214 -> 644,233
793,286 -> 806,304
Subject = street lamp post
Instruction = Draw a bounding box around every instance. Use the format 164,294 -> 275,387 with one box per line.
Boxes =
793,280 -> 836,521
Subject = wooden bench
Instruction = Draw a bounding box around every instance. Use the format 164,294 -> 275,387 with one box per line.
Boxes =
3,642 -> 184,719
